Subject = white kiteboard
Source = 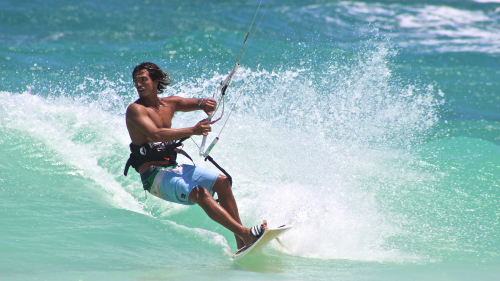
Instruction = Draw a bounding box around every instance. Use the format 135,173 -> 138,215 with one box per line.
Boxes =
232,224 -> 292,261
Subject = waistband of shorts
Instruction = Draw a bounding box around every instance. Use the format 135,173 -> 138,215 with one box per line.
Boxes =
140,165 -> 177,191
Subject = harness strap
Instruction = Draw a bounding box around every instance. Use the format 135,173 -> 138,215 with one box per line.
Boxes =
124,137 -> 191,176
177,149 -> 195,166
124,157 -> 134,176
204,155 -> 232,186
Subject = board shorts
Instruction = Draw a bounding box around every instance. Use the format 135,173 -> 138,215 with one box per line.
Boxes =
140,164 -> 218,205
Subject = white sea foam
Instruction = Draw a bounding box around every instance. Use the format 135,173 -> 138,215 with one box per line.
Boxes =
163,43 -> 442,262
301,1 -> 500,53
395,5 -> 500,53
0,90 -> 146,215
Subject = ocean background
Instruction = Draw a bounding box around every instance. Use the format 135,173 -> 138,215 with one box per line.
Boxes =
1,0 -> 499,280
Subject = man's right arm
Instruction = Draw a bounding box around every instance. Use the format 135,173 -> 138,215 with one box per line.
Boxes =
126,103 -> 211,144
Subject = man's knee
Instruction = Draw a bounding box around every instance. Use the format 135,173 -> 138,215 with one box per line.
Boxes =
212,175 -> 232,194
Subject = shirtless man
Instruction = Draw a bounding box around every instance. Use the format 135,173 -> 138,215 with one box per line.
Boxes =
124,62 -> 266,250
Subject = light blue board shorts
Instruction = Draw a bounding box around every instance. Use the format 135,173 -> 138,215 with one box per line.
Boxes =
144,164 -> 218,205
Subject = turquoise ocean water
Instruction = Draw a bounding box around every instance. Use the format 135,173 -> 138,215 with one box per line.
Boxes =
1,0 -> 499,280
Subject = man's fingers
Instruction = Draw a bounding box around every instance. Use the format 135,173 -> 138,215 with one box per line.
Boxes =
193,119 -> 212,135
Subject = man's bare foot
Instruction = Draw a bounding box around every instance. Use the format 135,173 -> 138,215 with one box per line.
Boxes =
240,220 -> 268,248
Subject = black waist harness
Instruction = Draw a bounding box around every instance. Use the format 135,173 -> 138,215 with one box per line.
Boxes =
123,137 -> 192,176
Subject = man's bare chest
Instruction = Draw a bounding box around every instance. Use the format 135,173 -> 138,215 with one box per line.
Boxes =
147,106 -> 175,128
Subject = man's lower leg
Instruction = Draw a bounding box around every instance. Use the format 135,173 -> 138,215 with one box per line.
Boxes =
212,176 -> 245,248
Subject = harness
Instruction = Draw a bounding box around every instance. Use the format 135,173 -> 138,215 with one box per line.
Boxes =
123,137 -> 193,176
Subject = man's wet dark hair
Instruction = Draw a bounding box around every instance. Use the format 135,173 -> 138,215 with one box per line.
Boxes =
132,62 -> 172,94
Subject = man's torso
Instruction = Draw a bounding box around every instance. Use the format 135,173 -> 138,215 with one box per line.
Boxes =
127,97 -> 179,173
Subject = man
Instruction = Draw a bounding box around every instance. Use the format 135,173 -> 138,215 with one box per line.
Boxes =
124,62 -> 266,250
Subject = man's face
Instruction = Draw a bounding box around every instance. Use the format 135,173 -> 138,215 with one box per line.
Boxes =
133,69 -> 158,97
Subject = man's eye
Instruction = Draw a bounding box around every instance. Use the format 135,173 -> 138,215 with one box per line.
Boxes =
134,77 -> 146,83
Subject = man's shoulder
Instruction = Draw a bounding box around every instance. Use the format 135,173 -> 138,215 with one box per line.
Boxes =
126,101 -> 147,116
127,100 -> 143,109
160,95 -> 184,102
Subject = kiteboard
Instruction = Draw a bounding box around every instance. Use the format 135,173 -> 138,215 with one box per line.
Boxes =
232,224 -> 292,261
